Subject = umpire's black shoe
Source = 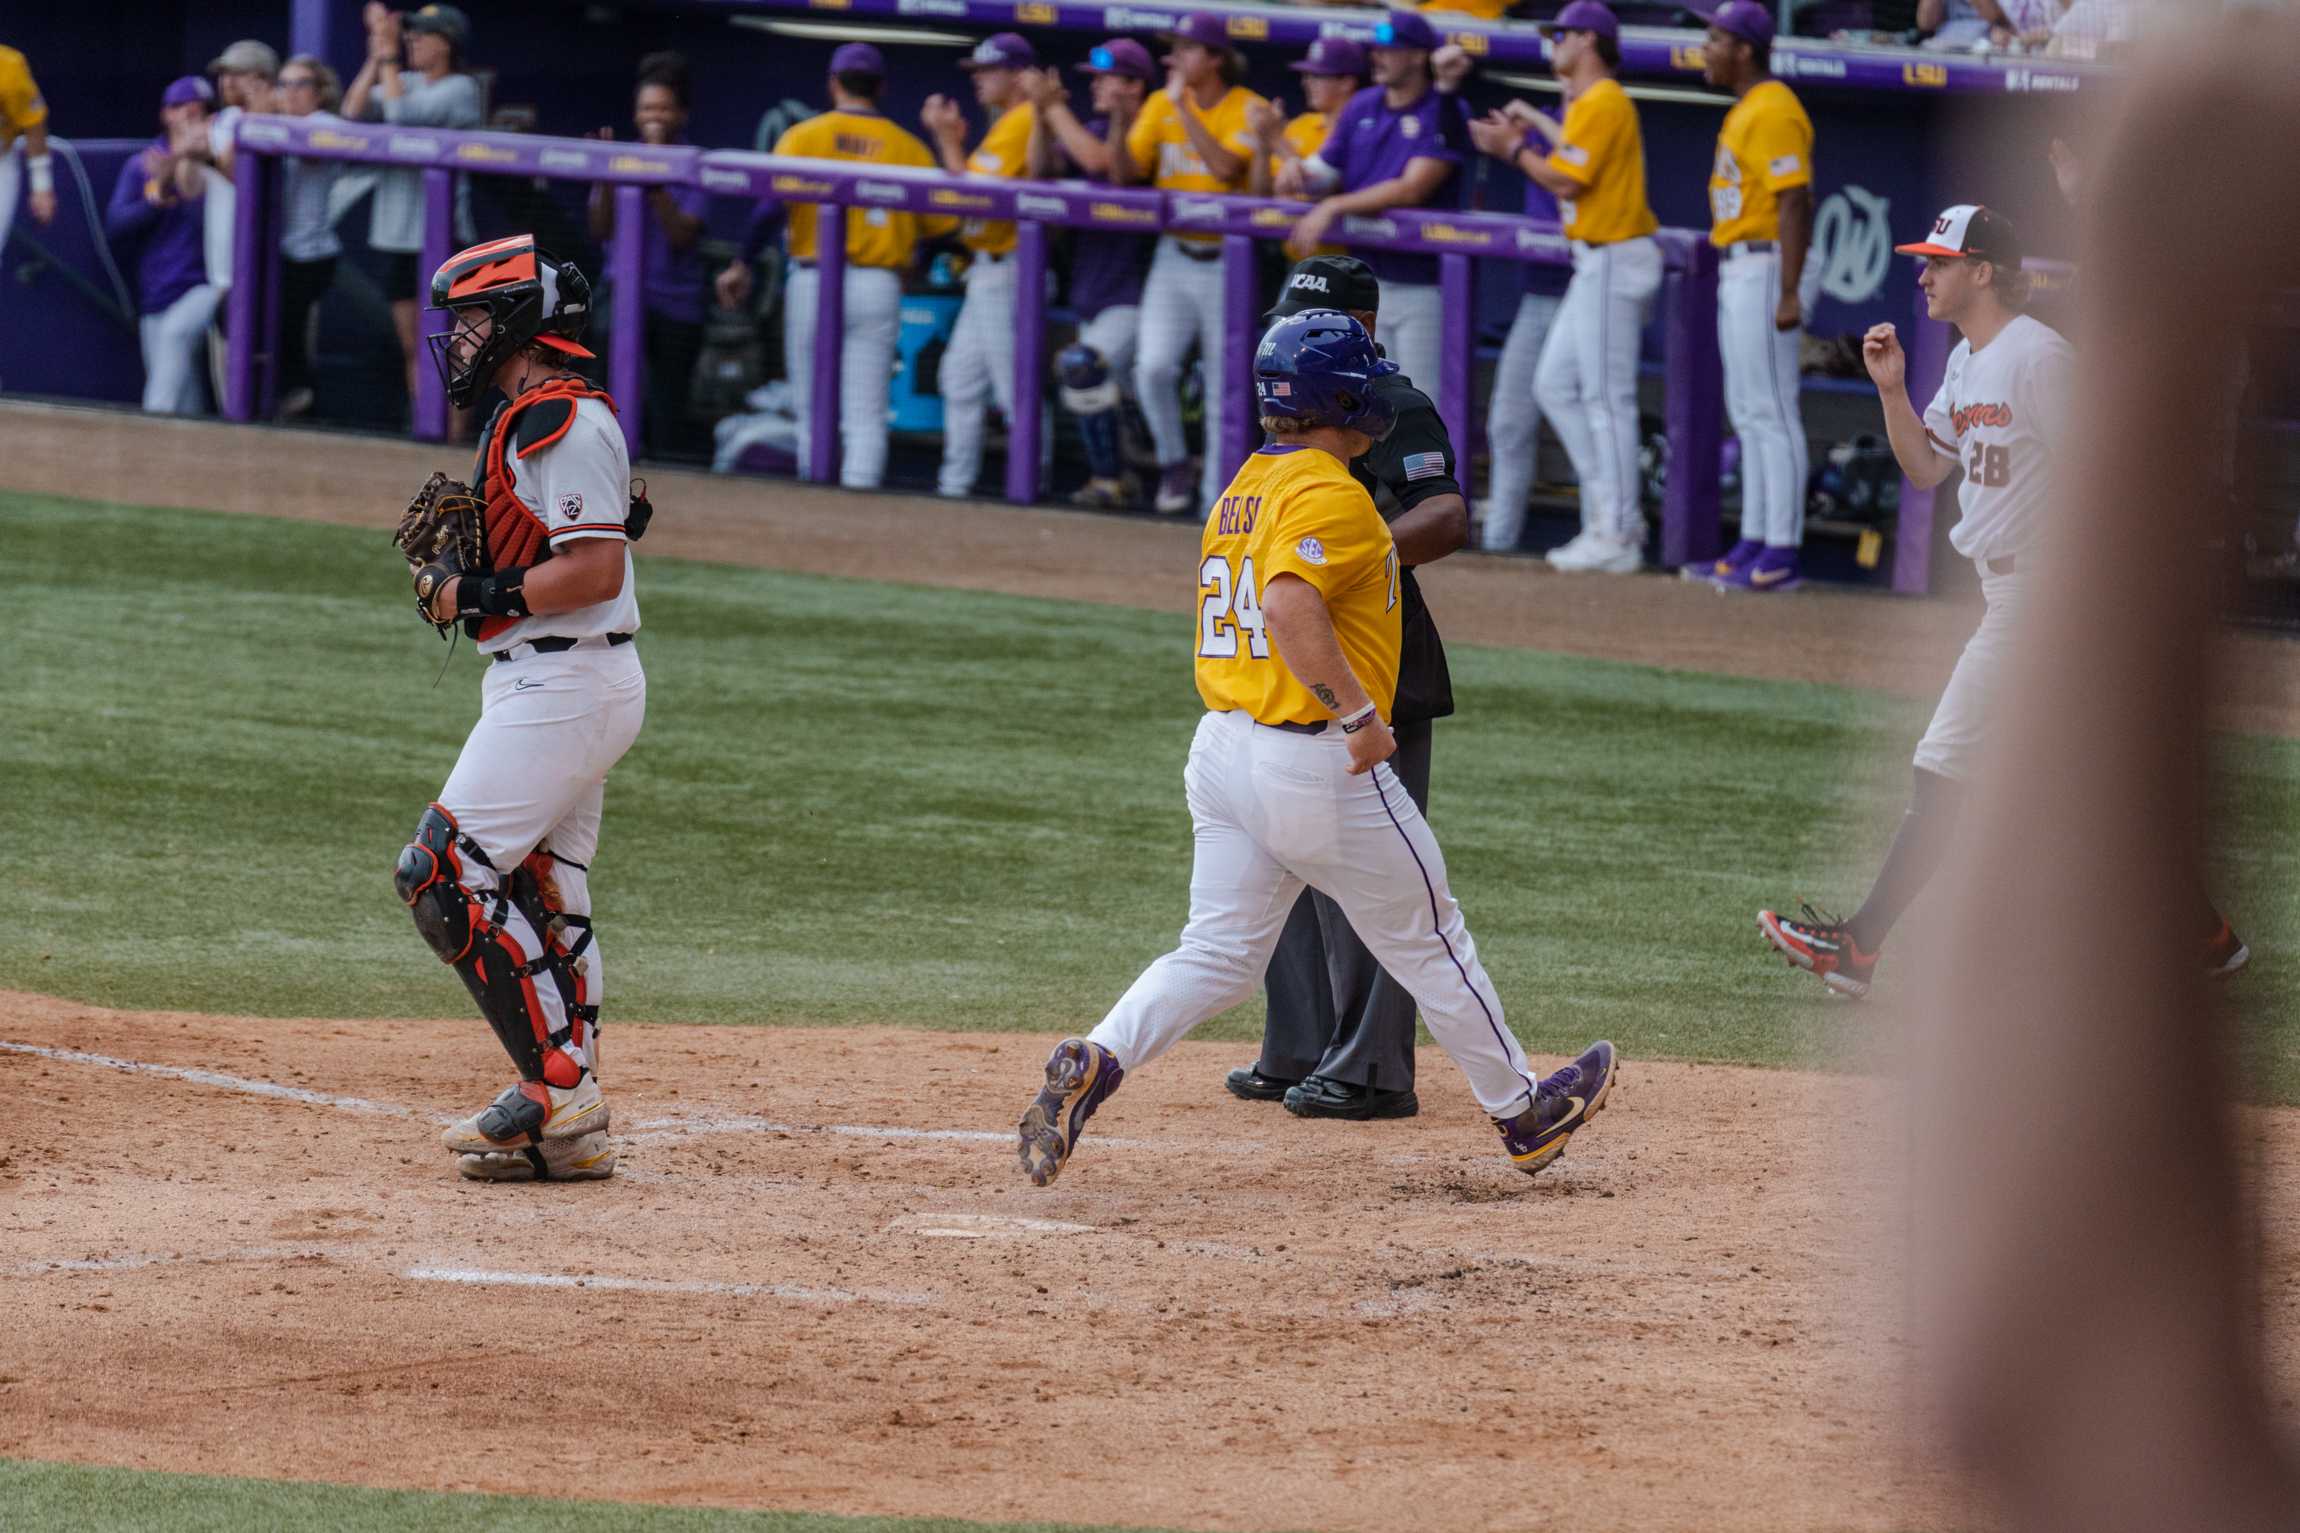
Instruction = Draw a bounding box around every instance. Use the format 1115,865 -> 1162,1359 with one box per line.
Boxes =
1283,1074 -> 1420,1121
1224,1065 -> 1298,1102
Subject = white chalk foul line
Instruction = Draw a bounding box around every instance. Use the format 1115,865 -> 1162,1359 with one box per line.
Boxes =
0,1039 -> 432,1119
402,1265 -> 932,1306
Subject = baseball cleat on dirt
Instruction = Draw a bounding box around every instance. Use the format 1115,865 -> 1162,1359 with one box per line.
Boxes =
1758,905 -> 1877,999
2205,920 -> 2251,980
1495,1040 -> 1617,1176
442,1073 -> 610,1155
457,1130 -> 617,1182
1018,1037 -> 1125,1188
1683,537 -> 1764,584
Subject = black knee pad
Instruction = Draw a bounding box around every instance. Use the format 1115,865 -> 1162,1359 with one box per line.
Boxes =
396,805 -> 488,963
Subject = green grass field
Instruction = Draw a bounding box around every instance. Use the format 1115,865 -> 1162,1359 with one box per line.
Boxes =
7,489 -> 2300,1529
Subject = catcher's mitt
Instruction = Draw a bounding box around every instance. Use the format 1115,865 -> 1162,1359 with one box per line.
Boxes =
392,472 -> 486,636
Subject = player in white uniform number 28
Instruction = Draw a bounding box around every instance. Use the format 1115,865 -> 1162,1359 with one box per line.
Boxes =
1015,311 -> 1619,1188
395,235 -> 648,1183
1758,206 -> 2248,997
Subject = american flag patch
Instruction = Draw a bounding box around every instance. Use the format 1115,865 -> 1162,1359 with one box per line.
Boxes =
1402,451 -> 1446,482
1270,381 -> 1292,396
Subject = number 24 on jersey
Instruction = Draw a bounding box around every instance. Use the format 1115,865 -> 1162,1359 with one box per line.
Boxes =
1196,549 -> 1398,659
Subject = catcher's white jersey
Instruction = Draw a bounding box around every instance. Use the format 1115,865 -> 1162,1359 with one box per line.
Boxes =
1923,313 -> 2073,564
486,396 -> 642,651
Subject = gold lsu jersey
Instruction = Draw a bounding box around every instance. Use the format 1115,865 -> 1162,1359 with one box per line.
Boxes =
772,109 -> 955,267
1195,445 -> 1401,727
0,47 -> 46,151
1708,79 -> 1814,248
960,101 -> 1035,256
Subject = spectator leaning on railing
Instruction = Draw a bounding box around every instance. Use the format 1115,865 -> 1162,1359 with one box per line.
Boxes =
272,56 -> 344,418
1275,11 -> 1466,398
105,78 -> 221,416
344,2 -> 483,405
1112,13 -> 1267,515
589,51 -> 709,459
924,33 -> 1041,500
1024,39 -> 1157,510
1247,38 -> 1365,202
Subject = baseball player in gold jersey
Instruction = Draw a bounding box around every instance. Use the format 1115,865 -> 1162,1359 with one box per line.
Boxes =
0,44 -> 56,267
1017,311 -> 1619,1188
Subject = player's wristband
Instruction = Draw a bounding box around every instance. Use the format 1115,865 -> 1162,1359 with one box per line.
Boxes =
457,568 -> 533,620
1338,703 -> 1380,734
27,154 -> 54,196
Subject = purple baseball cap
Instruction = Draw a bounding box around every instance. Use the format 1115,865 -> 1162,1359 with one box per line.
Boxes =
1371,10 -> 1441,51
830,42 -> 885,76
162,75 -> 215,108
1081,38 -> 1157,81
1291,37 -> 1368,77
1698,0 -> 1775,50
960,32 -> 1037,71
1542,0 -> 1620,40
1168,13 -> 1236,52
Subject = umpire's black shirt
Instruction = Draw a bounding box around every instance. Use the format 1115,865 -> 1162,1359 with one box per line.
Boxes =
1355,369 -> 1456,726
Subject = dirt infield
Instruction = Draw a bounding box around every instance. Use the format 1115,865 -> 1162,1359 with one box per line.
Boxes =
7,405 -> 2300,1529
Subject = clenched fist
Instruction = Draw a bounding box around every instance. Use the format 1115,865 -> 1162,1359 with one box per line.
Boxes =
1862,323 -> 1906,391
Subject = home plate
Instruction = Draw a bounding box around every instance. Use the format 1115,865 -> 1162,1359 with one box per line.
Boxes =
888,1212 -> 1098,1239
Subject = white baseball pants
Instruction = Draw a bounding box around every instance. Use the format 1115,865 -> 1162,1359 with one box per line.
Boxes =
937,254 -> 1020,497
1481,290 -> 1560,552
1537,237 -> 1663,546
1135,237 -> 1233,507
1087,709 -> 1542,1120
1718,247 -> 1825,549
1913,564 -> 2027,782
784,263 -> 902,490
1374,281 -> 1442,404
1077,302 -> 1140,383
138,283 -> 222,415
437,642 -> 648,1076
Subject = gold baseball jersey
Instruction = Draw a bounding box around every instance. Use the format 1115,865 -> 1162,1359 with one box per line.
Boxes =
1128,86 -> 1264,242
1417,0 -> 1512,18
772,110 -> 953,268
1195,445 -> 1401,726
961,101 -> 1035,256
1549,78 -> 1658,246
1283,110 -> 1327,161
0,47 -> 47,152
1708,80 -> 1813,247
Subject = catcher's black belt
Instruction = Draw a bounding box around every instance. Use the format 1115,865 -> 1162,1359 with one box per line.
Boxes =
490,632 -> 633,664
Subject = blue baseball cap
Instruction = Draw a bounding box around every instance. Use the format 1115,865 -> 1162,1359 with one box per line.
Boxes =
1542,1 -> 1620,40
960,33 -> 1037,71
1082,39 -> 1156,80
1698,0 -> 1775,50
1372,11 -> 1442,51
830,42 -> 885,75
1292,37 -> 1369,76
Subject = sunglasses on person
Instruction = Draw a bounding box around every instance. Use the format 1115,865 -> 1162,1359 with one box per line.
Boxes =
279,74 -> 321,90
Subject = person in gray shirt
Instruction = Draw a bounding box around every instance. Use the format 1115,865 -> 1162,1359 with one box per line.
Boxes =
344,3 -> 483,402
275,57 -> 345,415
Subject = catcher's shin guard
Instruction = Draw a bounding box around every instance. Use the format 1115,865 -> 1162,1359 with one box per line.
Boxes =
1058,343 -> 1126,482
394,805 -> 588,1088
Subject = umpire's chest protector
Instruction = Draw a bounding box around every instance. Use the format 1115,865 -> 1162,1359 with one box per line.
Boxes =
470,377 -> 618,643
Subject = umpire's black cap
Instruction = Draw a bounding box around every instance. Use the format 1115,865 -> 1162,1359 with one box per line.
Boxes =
1266,255 -> 1382,324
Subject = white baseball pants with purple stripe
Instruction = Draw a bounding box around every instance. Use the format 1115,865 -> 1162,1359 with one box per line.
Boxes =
1537,236 -> 1663,545
1373,281 -> 1442,408
937,253 -> 1020,497
1134,237 -> 1233,508
1718,246 -> 1825,549
783,263 -> 902,490
1087,708 -> 1541,1120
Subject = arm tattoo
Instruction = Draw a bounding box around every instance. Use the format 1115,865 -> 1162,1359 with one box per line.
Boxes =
1310,683 -> 1339,712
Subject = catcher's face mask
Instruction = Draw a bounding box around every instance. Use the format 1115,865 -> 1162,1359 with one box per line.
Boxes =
426,234 -> 595,409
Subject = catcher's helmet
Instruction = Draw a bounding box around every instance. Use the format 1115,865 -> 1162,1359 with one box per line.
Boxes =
427,234 -> 594,409
1252,309 -> 1396,441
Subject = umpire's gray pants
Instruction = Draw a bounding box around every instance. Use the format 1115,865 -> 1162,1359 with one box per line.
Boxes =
1255,717 -> 1432,1091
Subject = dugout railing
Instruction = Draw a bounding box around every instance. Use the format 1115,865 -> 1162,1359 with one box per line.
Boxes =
230,113 -> 1897,586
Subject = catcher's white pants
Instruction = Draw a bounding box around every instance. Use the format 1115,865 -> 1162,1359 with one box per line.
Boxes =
1087,709 -> 1541,1119
1719,246 -> 1824,549
1373,281 -> 1442,407
437,642 -> 647,1075
1913,564 -> 2027,782
938,254 -> 1019,497
138,283 -> 222,416
1537,238 -> 1662,546
784,263 -> 901,490
1135,238 -> 1233,508
1482,290 -> 1560,551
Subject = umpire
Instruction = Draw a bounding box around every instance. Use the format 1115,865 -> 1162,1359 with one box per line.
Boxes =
1224,254 -> 1467,1119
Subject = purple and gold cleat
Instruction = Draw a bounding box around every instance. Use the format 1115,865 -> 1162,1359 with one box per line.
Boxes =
1682,536 -> 1763,583
1494,1041 -> 1617,1176
1018,1038 -> 1125,1188
1715,546 -> 1802,593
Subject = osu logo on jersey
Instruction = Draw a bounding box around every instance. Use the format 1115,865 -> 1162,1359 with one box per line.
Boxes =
1951,401 -> 2013,434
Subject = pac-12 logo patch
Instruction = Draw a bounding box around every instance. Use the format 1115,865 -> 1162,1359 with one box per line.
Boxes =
556,492 -> 583,521
1296,537 -> 1328,566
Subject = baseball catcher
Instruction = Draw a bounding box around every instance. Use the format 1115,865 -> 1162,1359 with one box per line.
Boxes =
390,233 -> 649,1182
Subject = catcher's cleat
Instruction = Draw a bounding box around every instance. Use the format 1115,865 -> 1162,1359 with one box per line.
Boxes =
1018,1038 -> 1124,1188
457,1130 -> 617,1182
2205,920 -> 2251,980
1758,904 -> 1878,999
1495,1041 -> 1617,1176
442,1073 -> 609,1155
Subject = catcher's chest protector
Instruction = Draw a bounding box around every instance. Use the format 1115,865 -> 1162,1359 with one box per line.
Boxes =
471,377 -> 619,644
